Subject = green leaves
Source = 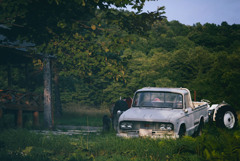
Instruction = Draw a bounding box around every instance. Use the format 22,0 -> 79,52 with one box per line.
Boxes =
1,0 -> 240,109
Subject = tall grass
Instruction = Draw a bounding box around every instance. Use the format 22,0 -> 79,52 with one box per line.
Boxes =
0,129 -> 90,161
55,103 -> 110,127
1,107 -> 239,161
54,112 -> 105,127
75,125 -> 240,161
88,133 -> 204,161
0,113 -> 44,130
1,126 -> 240,161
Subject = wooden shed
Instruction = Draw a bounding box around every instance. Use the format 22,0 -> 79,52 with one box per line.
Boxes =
0,46 -> 44,127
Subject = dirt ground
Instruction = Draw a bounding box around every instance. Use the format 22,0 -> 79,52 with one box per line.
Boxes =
32,125 -> 102,136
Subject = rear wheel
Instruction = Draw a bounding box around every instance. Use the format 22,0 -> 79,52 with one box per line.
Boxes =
215,106 -> 238,129
195,120 -> 204,136
178,125 -> 186,138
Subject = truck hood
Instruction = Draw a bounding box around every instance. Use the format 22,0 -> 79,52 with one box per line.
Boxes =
119,107 -> 184,123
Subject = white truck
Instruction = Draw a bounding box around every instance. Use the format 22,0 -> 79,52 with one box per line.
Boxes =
116,87 -> 238,138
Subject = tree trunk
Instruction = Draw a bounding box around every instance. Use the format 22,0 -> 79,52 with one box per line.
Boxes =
43,57 -> 53,129
25,63 -> 30,90
53,64 -> 62,117
7,63 -> 12,88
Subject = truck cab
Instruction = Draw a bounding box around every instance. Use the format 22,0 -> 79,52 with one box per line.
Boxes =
117,87 -> 209,138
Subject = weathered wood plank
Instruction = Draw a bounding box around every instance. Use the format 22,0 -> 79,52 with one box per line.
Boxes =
0,108 -> 3,119
16,109 -> 22,128
33,111 -> 39,126
4,104 -> 43,111
43,57 -> 53,128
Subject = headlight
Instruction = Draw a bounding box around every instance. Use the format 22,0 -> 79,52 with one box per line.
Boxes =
160,124 -> 166,130
120,122 -> 133,130
166,124 -> 173,131
160,123 -> 173,131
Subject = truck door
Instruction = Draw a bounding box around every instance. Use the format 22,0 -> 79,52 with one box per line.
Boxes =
184,94 -> 194,134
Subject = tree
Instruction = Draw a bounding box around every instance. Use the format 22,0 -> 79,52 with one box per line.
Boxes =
0,0 -> 165,128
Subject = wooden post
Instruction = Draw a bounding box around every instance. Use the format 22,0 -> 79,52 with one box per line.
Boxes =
16,110 -> 23,128
0,109 -> 3,119
33,111 -> 39,126
25,63 -> 30,90
53,63 -> 62,117
43,56 -> 53,129
52,108 -> 54,127
7,63 -> 12,88
194,90 -> 196,101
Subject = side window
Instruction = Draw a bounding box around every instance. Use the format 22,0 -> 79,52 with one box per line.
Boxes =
133,93 -> 140,106
175,94 -> 183,109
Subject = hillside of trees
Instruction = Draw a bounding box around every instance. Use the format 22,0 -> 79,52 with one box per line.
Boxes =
56,18 -> 240,109
1,1 -> 240,111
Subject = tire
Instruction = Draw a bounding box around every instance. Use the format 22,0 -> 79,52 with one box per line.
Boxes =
113,100 -> 128,115
215,106 -> 238,129
112,100 -> 129,131
178,125 -> 186,138
195,120 -> 204,136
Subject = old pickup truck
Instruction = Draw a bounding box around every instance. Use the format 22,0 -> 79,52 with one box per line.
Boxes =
116,87 -> 238,138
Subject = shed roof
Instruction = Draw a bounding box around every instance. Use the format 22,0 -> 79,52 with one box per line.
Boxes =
0,47 -> 32,65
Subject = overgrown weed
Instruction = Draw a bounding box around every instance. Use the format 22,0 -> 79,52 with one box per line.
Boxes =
0,129 -> 92,161
1,126 -> 240,161
1,109 -> 240,161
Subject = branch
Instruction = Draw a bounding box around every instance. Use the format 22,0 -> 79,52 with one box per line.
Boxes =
71,19 -> 104,31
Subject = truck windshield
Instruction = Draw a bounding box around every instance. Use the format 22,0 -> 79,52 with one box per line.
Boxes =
132,92 -> 183,109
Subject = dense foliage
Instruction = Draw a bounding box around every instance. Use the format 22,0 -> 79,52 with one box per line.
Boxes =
0,0 -> 240,110
57,20 -> 240,109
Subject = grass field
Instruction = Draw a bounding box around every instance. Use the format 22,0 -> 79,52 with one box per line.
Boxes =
0,125 -> 240,161
54,103 -> 110,127
0,103 -> 110,129
0,104 -> 240,161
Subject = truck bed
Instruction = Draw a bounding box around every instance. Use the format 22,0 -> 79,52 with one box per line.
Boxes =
193,102 -> 208,108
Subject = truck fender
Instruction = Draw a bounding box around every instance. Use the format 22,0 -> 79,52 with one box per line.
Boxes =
208,104 -> 217,121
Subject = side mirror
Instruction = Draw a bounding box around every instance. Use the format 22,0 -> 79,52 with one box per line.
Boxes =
184,109 -> 188,113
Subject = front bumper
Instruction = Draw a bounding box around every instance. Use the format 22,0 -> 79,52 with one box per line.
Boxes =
117,129 -> 178,139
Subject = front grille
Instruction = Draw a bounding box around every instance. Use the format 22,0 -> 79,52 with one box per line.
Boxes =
140,122 -> 158,130
120,121 -> 174,131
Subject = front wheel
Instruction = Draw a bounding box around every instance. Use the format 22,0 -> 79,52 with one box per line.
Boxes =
178,125 -> 186,138
215,106 -> 238,129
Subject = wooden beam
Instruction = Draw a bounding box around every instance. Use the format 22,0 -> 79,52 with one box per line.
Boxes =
43,56 -> 53,129
5,104 -> 43,111
194,90 -> 197,101
16,109 -> 23,128
7,63 -> 12,88
25,63 -> 30,90
0,109 -> 3,119
53,63 -> 62,117
33,111 -> 39,126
